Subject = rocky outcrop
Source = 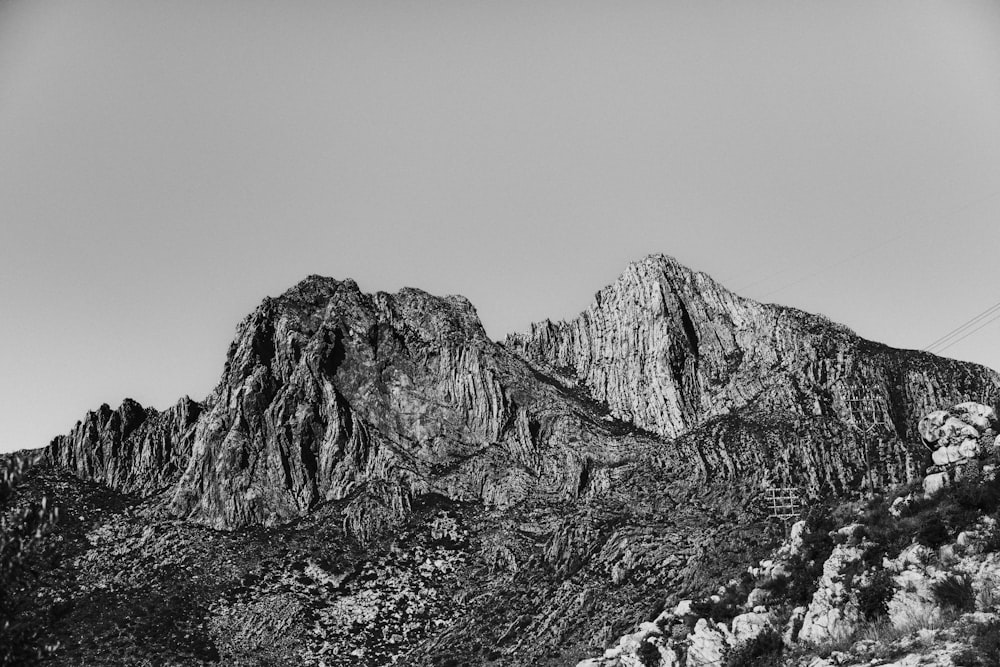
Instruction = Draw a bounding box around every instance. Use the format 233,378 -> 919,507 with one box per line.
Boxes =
44,256 -> 1000,529
509,254 -> 1000,495
46,396 -> 202,495
164,276 -> 665,529
917,401 -> 999,497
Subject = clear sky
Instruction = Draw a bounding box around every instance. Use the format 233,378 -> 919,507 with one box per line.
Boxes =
2,1 -> 999,454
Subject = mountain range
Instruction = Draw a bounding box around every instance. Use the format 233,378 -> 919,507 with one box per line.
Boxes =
4,254 -> 998,666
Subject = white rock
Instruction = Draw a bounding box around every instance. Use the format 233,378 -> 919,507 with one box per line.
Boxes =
941,416 -> 980,442
783,606 -> 807,644
959,438 -> 981,459
923,471 -> 949,497
953,402 -> 997,426
918,410 -> 949,444
687,619 -> 733,667
673,599 -> 693,616
730,611 -> 774,642
798,543 -> 869,644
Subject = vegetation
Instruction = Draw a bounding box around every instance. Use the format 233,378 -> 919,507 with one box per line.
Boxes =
856,568 -> 894,621
953,621 -> 1000,667
1,452 -> 61,666
931,574 -> 976,613
635,640 -> 661,667
723,628 -> 783,667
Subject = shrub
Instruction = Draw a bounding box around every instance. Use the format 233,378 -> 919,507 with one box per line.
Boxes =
914,513 -> 951,549
856,568 -> 895,621
0,453 -> 60,665
981,514 -> 1000,554
635,641 -> 661,667
953,620 -> 1000,667
723,627 -> 783,667
931,574 -> 975,613
951,466 -> 1000,514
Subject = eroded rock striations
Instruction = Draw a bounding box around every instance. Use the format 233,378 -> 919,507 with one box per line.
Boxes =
508,254 -> 1000,494
46,256 -> 1000,528
47,396 -> 202,496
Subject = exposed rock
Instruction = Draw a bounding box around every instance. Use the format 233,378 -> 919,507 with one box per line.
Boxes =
509,254 -> 1000,497
31,254 -> 1000,664
798,535 -> 874,644
687,618 -> 733,666
46,396 -> 202,495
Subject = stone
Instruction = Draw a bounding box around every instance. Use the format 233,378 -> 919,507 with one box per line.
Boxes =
730,611 -> 774,642
918,410 -> 949,445
783,606 -> 807,644
924,471 -> 950,497
687,619 -> 733,667
953,402 -> 997,428
939,417 -> 980,445
798,542 -> 872,644
958,438 -> 981,459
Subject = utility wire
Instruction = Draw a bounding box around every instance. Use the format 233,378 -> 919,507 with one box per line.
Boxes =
924,298 -> 1000,351
742,189 -> 1000,301
758,230 -> 910,299
930,308 -> 1000,355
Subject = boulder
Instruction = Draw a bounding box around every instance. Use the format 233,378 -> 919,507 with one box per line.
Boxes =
958,438 -> 981,459
918,410 -> 949,445
940,417 -> 980,444
730,611 -> 775,642
923,471 -> 950,497
798,542 -> 871,644
953,402 -> 997,429
686,619 -> 733,667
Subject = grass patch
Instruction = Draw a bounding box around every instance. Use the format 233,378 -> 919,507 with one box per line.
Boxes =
931,574 -> 976,613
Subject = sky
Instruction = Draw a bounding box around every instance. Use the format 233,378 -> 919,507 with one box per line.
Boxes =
2,1 -> 1000,454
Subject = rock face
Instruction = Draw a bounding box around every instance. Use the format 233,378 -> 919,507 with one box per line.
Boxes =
47,256 -> 1000,529
161,276 -> 661,530
47,396 -> 202,495
509,254 -> 1000,494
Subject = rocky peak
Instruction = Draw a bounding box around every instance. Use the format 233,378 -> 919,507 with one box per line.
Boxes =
45,259 -> 1000,530
46,395 -> 202,495
509,253 -> 998,440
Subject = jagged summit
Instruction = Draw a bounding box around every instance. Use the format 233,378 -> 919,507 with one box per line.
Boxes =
48,255 -> 1000,528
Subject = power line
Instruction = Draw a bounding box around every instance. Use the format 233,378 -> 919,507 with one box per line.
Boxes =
931,308 -> 1000,355
924,298 -> 1000,351
758,230 -> 910,299
743,189 -> 1000,301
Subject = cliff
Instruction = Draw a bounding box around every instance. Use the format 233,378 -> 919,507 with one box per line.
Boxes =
508,254 -> 1000,493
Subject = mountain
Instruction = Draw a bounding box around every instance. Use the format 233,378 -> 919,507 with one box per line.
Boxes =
4,254 -> 999,666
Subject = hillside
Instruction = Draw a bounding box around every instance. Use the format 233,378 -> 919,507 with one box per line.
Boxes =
2,254 -> 998,665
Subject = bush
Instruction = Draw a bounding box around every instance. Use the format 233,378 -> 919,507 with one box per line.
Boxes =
635,641 -> 661,667
724,628 -> 783,667
982,514 -> 1000,554
0,453 -> 60,665
856,568 -> 894,621
931,574 -> 975,613
953,620 -> 1000,666
914,513 -> 951,549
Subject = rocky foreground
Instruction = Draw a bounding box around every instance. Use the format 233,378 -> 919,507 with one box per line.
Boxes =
3,254 -> 1000,665
585,400 -> 1000,666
